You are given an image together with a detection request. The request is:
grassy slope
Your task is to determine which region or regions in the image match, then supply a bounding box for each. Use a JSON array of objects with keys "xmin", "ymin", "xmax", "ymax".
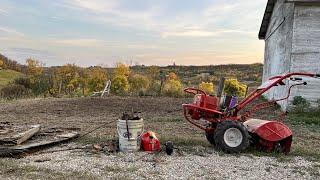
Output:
[{"xmin": 0, "ymin": 69, "xmax": 23, "ymax": 89}]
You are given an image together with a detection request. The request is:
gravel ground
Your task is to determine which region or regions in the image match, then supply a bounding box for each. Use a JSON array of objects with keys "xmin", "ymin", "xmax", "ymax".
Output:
[{"xmin": 5, "ymin": 143, "xmax": 316, "ymax": 180}]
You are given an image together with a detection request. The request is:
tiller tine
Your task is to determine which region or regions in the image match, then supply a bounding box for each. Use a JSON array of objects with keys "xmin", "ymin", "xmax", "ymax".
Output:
[{"xmin": 243, "ymin": 119, "xmax": 292, "ymax": 154}]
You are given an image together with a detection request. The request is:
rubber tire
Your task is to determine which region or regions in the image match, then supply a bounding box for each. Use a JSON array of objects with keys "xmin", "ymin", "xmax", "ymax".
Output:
[
  {"xmin": 205, "ymin": 132, "xmax": 216, "ymax": 146},
  {"xmin": 214, "ymin": 120, "xmax": 249, "ymax": 153}
]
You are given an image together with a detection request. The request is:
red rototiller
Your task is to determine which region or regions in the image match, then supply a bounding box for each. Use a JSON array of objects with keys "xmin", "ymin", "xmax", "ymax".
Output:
[{"xmin": 182, "ymin": 73, "xmax": 320, "ymax": 154}]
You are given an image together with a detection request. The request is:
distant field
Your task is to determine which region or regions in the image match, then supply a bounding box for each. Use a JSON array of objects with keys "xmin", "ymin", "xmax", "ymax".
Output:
[{"xmin": 0, "ymin": 69, "xmax": 23, "ymax": 89}]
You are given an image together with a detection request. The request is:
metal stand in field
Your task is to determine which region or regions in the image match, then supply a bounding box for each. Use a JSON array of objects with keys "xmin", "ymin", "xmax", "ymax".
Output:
[
  {"xmin": 91, "ymin": 80, "xmax": 111, "ymax": 97},
  {"xmin": 101, "ymin": 80, "xmax": 111, "ymax": 97}
]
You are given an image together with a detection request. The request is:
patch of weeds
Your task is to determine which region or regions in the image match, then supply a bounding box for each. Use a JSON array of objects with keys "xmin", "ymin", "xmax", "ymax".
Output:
[
  {"xmin": 314, "ymin": 163, "xmax": 320, "ymax": 168},
  {"xmin": 104, "ymin": 166, "xmax": 122, "ymax": 173},
  {"xmin": 265, "ymin": 167, "xmax": 271, "ymax": 172},
  {"xmin": 127, "ymin": 166, "xmax": 139, "ymax": 172},
  {"xmin": 306, "ymin": 166, "xmax": 320, "ymax": 177},
  {"xmin": 276, "ymin": 155, "xmax": 293, "ymax": 163},
  {"xmin": 0, "ymin": 158, "xmax": 96, "ymax": 179},
  {"xmin": 290, "ymin": 147, "xmax": 320, "ymax": 161},
  {"xmin": 292, "ymin": 96, "xmax": 311, "ymax": 113},
  {"xmin": 268, "ymin": 163, "xmax": 279, "ymax": 167},
  {"xmin": 187, "ymin": 146, "xmax": 208, "ymax": 157},
  {"xmin": 159, "ymin": 135, "xmax": 210, "ymax": 147},
  {"xmin": 110, "ymin": 174, "xmax": 132, "ymax": 180},
  {"xmin": 288, "ymin": 112, "xmax": 320, "ymax": 127},
  {"xmin": 292, "ymin": 168, "xmax": 306, "ymax": 176},
  {"xmin": 74, "ymin": 135, "xmax": 115, "ymax": 145},
  {"xmin": 247, "ymin": 149, "xmax": 293, "ymax": 162},
  {"xmin": 149, "ymin": 117, "xmax": 183, "ymax": 123}
]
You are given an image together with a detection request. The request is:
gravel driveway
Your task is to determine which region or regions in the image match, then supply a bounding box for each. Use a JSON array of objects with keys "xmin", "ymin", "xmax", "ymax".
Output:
[{"xmin": 2, "ymin": 144, "xmax": 316, "ymax": 180}]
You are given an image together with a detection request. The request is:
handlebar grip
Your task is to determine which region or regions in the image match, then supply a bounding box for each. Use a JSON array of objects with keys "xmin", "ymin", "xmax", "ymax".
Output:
[{"xmin": 290, "ymin": 77, "xmax": 303, "ymax": 81}]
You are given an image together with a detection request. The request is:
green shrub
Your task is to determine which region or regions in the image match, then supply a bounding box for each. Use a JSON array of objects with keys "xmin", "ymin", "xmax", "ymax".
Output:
[
  {"xmin": 0, "ymin": 84, "xmax": 32, "ymax": 99},
  {"xmin": 129, "ymin": 74, "xmax": 150, "ymax": 95},
  {"xmin": 146, "ymin": 80, "xmax": 161, "ymax": 96},
  {"xmin": 111, "ymin": 75, "xmax": 129, "ymax": 95},
  {"xmin": 292, "ymin": 96, "xmax": 310, "ymax": 113},
  {"xmin": 316, "ymin": 99, "xmax": 320, "ymax": 112},
  {"xmin": 30, "ymin": 75, "xmax": 52, "ymax": 96},
  {"xmin": 163, "ymin": 79, "xmax": 183, "ymax": 97},
  {"xmin": 14, "ymin": 77, "xmax": 31, "ymax": 89}
]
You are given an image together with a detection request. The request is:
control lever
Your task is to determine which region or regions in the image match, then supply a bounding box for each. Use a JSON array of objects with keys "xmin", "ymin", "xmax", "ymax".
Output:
[{"xmin": 290, "ymin": 77, "xmax": 303, "ymax": 81}]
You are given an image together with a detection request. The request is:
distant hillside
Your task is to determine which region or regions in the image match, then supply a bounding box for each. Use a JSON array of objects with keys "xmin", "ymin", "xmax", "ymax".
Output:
[
  {"xmin": 0, "ymin": 54, "xmax": 27, "ymax": 73},
  {"xmin": 0, "ymin": 69, "xmax": 24, "ymax": 89}
]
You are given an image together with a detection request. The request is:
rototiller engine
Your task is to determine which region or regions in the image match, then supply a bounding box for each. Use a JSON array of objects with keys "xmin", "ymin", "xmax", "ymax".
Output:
[{"xmin": 182, "ymin": 73, "xmax": 320, "ymax": 153}]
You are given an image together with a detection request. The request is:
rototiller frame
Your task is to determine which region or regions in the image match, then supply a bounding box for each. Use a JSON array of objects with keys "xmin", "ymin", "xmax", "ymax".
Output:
[{"xmin": 182, "ymin": 72, "xmax": 320, "ymax": 153}]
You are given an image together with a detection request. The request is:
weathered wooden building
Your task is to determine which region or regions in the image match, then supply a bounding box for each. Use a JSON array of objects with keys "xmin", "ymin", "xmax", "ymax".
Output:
[{"xmin": 259, "ymin": 0, "xmax": 320, "ymax": 110}]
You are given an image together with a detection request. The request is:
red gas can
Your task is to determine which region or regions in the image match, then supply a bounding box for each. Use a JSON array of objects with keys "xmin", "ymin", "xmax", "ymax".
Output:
[{"xmin": 140, "ymin": 131, "xmax": 161, "ymax": 152}]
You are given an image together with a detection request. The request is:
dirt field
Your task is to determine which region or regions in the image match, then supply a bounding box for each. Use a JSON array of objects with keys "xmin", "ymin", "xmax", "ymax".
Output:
[{"xmin": 0, "ymin": 97, "xmax": 319, "ymax": 179}]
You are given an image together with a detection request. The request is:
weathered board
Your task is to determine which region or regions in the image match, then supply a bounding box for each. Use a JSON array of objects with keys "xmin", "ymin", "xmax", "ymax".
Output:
[{"xmin": 0, "ymin": 131, "xmax": 79, "ymax": 157}]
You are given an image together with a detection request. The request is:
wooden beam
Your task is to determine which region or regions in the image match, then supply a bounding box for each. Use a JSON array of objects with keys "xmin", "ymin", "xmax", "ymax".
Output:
[
  {"xmin": 216, "ymin": 77, "xmax": 225, "ymax": 97},
  {"xmin": 14, "ymin": 125, "xmax": 41, "ymax": 145}
]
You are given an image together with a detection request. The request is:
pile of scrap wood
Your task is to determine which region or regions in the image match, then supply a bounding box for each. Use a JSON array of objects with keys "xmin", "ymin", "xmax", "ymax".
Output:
[{"xmin": 0, "ymin": 122, "xmax": 79, "ymax": 157}]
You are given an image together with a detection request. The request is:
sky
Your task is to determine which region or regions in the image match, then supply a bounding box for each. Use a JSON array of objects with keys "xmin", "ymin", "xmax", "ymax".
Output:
[{"xmin": 0, "ymin": 0, "xmax": 267, "ymax": 67}]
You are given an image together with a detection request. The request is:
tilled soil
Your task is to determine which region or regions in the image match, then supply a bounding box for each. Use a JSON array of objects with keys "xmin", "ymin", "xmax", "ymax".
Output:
[
  {"xmin": 0, "ymin": 97, "xmax": 319, "ymax": 179},
  {"xmin": 0, "ymin": 97, "xmax": 190, "ymax": 136}
]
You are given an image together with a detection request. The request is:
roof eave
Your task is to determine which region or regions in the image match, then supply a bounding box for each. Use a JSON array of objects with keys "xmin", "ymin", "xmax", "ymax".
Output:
[{"xmin": 258, "ymin": 0, "xmax": 276, "ymax": 40}]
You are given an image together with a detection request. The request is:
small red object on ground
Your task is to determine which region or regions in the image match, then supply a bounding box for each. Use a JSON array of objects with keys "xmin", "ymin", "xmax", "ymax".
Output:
[{"xmin": 140, "ymin": 131, "xmax": 161, "ymax": 152}]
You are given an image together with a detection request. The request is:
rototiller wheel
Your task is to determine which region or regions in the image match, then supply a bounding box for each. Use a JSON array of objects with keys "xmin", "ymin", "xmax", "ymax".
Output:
[{"xmin": 182, "ymin": 73, "xmax": 320, "ymax": 153}]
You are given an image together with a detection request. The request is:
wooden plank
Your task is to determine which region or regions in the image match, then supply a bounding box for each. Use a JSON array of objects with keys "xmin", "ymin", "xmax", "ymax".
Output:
[
  {"xmin": 14, "ymin": 125, "xmax": 41, "ymax": 145},
  {"xmin": 13, "ymin": 132, "xmax": 79, "ymax": 150},
  {"xmin": 0, "ymin": 125, "xmax": 41, "ymax": 145},
  {"xmin": 0, "ymin": 132, "xmax": 79, "ymax": 157},
  {"xmin": 0, "ymin": 129, "xmax": 11, "ymax": 135},
  {"xmin": 216, "ymin": 77, "xmax": 225, "ymax": 97}
]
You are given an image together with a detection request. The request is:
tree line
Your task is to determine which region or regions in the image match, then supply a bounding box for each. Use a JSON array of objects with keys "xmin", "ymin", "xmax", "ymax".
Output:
[{"xmin": 0, "ymin": 55, "xmax": 253, "ymax": 99}]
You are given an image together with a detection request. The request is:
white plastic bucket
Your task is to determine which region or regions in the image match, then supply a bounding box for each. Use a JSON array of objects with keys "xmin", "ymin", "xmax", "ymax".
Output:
[{"xmin": 117, "ymin": 118, "xmax": 144, "ymax": 152}]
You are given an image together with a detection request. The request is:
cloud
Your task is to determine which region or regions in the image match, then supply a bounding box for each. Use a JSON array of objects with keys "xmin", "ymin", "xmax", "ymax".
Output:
[
  {"xmin": 70, "ymin": 0, "xmax": 118, "ymax": 12},
  {"xmin": 162, "ymin": 30, "xmax": 218, "ymax": 38},
  {"xmin": 2, "ymin": 48, "xmax": 62, "ymax": 66},
  {"xmin": 56, "ymin": 0, "xmax": 265, "ymax": 40},
  {"xmin": 53, "ymin": 38, "xmax": 104, "ymax": 47},
  {"xmin": 0, "ymin": 26, "xmax": 25, "ymax": 37},
  {"xmin": 162, "ymin": 29, "xmax": 256, "ymax": 38},
  {"xmin": 0, "ymin": 8, "xmax": 8, "ymax": 15}
]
